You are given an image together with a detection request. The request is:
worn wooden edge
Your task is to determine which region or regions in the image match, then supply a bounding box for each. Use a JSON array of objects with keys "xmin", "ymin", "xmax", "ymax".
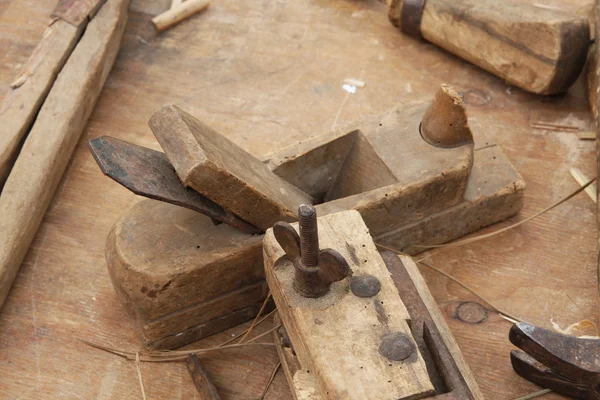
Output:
[{"xmin": 395, "ymin": 254, "xmax": 484, "ymax": 399}]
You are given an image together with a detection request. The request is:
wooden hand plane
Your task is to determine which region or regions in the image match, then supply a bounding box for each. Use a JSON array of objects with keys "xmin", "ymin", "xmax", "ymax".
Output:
[
  {"xmin": 89, "ymin": 84, "xmax": 525, "ymax": 349},
  {"xmin": 384, "ymin": 0, "xmax": 590, "ymax": 95},
  {"xmin": 264, "ymin": 207, "xmax": 483, "ymax": 399}
]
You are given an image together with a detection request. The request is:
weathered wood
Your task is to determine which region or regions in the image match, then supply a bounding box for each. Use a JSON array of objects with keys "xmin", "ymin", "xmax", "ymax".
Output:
[
  {"xmin": 104, "ymin": 92, "xmax": 523, "ymax": 348},
  {"xmin": 273, "ymin": 314, "xmax": 319, "ymax": 400},
  {"xmin": 88, "ymin": 136, "xmax": 261, "ymax": 234},
  {"xmin": 105, "ymin": 140, "xmax": 522, "ymax": 348},
  {"xmin": 264, "ymin": 210, "xmax": 435, "ymax": 399},
  {"xmin": 0, "ymin": 20, "xmax": 83, "ymax": 187},
  {"xmin": 106, "ymin": 198, "xmax": 267, "ymax": 348},
  {"xmin": 389, "ymin": 0, "xmax": 590, "ymax": 95},
  {"xmin": 149, "ymin": 104, "xmax": 315, "ymax": 231},
  {"xmin": 272, "ymin": 252, "xmax": 484, "ymax": 399},
  {"xmin": 152, "ymin": 0, "xmax": 210, "ymax": 32},
  {"xmin": 186, "ymin": 354, "xmax": 222, "ymax": 400},
  {"xmin": 0, "ymin": 0, "xmax": 129, "ymax": 310},
  {"xmin": 2, "ymin": 0, "xmax": 595, "ymax": 398}
]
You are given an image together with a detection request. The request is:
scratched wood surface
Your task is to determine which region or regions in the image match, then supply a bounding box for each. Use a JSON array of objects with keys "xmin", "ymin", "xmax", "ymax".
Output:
[{"xmin": 0, "ymin": 0, "xmax": 596, "ymax": 398}]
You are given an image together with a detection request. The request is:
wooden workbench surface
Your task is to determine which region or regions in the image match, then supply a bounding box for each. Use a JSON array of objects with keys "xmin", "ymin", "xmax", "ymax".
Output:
[{"xmin": 0, "ymin": 0, "xmax": 596, "ymax": 398}]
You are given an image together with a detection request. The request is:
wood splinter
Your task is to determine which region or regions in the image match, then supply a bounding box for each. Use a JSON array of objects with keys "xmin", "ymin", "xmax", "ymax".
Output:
[{"xmin": 152, "ymin": 0, "xmax": 210, "ymax": 32}]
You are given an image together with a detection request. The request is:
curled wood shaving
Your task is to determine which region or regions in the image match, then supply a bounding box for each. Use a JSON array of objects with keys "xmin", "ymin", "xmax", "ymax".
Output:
[{"xmin": 551, "ymin": 319, "xmax": 600, "ymax": 338}]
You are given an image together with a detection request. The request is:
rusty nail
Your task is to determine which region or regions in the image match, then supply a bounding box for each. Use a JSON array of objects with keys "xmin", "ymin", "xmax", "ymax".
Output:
[
  {"xmin": 350, "ymin": 274, "xmax": 381, "ymax": 298},
  {"xmin": 379, "ymin": 332, "xmax": 415, "ymax": 361}
]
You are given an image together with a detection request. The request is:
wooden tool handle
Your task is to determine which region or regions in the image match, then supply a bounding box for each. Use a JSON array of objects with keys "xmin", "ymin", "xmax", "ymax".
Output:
[{"xmin": 389, "ymin": 0, "xmax": 590, "ymax": 95}]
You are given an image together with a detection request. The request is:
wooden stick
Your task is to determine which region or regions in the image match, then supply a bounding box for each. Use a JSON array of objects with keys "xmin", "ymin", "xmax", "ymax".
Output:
[
  {"xmin": 577, "ymin": 131, "xmax": 596, "ymax": 140},
  {"xmin": 569, "ymin": 168, "xmax": 597, "ymax": 203},
  {"xmin": 0, "ymin": 0, "xmax": 129, "ymax": 310},
  {"xmin": 0, "ymin": 20, "xmax": 83, "ymax": 188},
  {"xmin": 152, "ymin": 0, "xmax": 210, "ymax": 32},
  {"xmin": 186, "ymin": 354, "xmax": 221, "ymax": 399}
]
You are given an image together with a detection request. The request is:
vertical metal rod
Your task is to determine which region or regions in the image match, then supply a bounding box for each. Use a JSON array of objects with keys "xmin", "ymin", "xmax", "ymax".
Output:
[{"xmin": 298, "ymin": 204, "xmax": 319, "ymax": 267}]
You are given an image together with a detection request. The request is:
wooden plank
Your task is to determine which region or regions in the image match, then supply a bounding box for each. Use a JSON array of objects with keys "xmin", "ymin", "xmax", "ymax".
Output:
[
  {"xmin": 390, "ymin": 0, "xmax": 590, "ymax": 94},
  {"xmin": 273, "ymin": 254, "xmax": 484, "ymax": 399},
  {"xmin": 0, "ymin": 0, "xmax": 129, "ymax": 309},
  {"xmin": 149, "ymin": 104, "xmax": 315, "ymax": 231},
  {"xmin": 0, "ymin": 19, "xmax": 83, "ymax": 186},
  {"xmin": 263, "ymin": 210, "xmax": 435, "ymax": 399}
]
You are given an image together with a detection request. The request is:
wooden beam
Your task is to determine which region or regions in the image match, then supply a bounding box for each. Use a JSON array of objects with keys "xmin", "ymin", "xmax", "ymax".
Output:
[{"xmin": 0, "ymin": 0, "xmax": 129, "ymax": 310}]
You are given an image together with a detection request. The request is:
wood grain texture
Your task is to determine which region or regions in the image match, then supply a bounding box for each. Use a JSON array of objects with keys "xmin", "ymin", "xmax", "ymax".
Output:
[
  {"xmin": 390, "ymin": 0, "xmax": 590, "ymax": 95},
  {"xmin": 0, "ymin": 0, "xmax": 129, "ymax": 310},
  {"xmin": 0, "ymin": 19, "xmax": 83, "ymax": 186},
  {"xmin": 264, "ymin": 210, "xmax": 435, "ymax": 400},
  {"xmin": 0, "ymin": 0, "xmax": 595, "ymax": 398},
  {"xmin": 149, "ymin": 104, "xmax": 315, "ymax": 231},
  {"xmin": 273, "ymin": 253, "xmax": 485, "ymax": 400}
]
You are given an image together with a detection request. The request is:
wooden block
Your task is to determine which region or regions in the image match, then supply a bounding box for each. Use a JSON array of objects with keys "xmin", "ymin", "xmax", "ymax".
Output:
[
  {"xmin": 389, "ymin": 0, "xmax": 590, "ymax": 95},
  {"xmin": 149, "ymin": 104, "xmax": 315, "ymax": 231},
  {"xmin": 106, "ymin": 198, "xmax": 267, "ymax": 349},
  {"xmin": 263, "ymin": 210, "xmax": 435, "ymax": 399},
  {"xmin": 272, "ymin": 252, "xmax": 484, "ymax": 399}
]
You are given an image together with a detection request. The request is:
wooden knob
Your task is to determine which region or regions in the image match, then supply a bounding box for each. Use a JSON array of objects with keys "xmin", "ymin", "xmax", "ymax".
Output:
[{"xmin": 421, "ymin": 84, "xmax": 473, "ymax": 148}]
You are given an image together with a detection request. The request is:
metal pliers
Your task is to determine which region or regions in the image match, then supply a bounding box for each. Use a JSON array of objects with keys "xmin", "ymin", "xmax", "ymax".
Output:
[{"xmin": 509, "ymin": 321, "xmax": 600, "ymax": 399}]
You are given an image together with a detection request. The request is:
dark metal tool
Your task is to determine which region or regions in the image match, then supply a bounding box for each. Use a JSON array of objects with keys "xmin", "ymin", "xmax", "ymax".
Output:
[
  {"xmin": 509, "ymin": 321, "xmax": 600, "ymax": 399},
  {"xmin": 273, "ymin": 204, "xmax": 350, "ymax": 298},
  {"xmin": 88, "ymin": 136, "xmax": 261, "ymax": 234}
]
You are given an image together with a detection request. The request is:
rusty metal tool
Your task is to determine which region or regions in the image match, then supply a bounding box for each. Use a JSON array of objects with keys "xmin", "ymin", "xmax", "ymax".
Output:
[{"xmin": 509, "ymin": 322, "xmax": 600, "ymax": 399}]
